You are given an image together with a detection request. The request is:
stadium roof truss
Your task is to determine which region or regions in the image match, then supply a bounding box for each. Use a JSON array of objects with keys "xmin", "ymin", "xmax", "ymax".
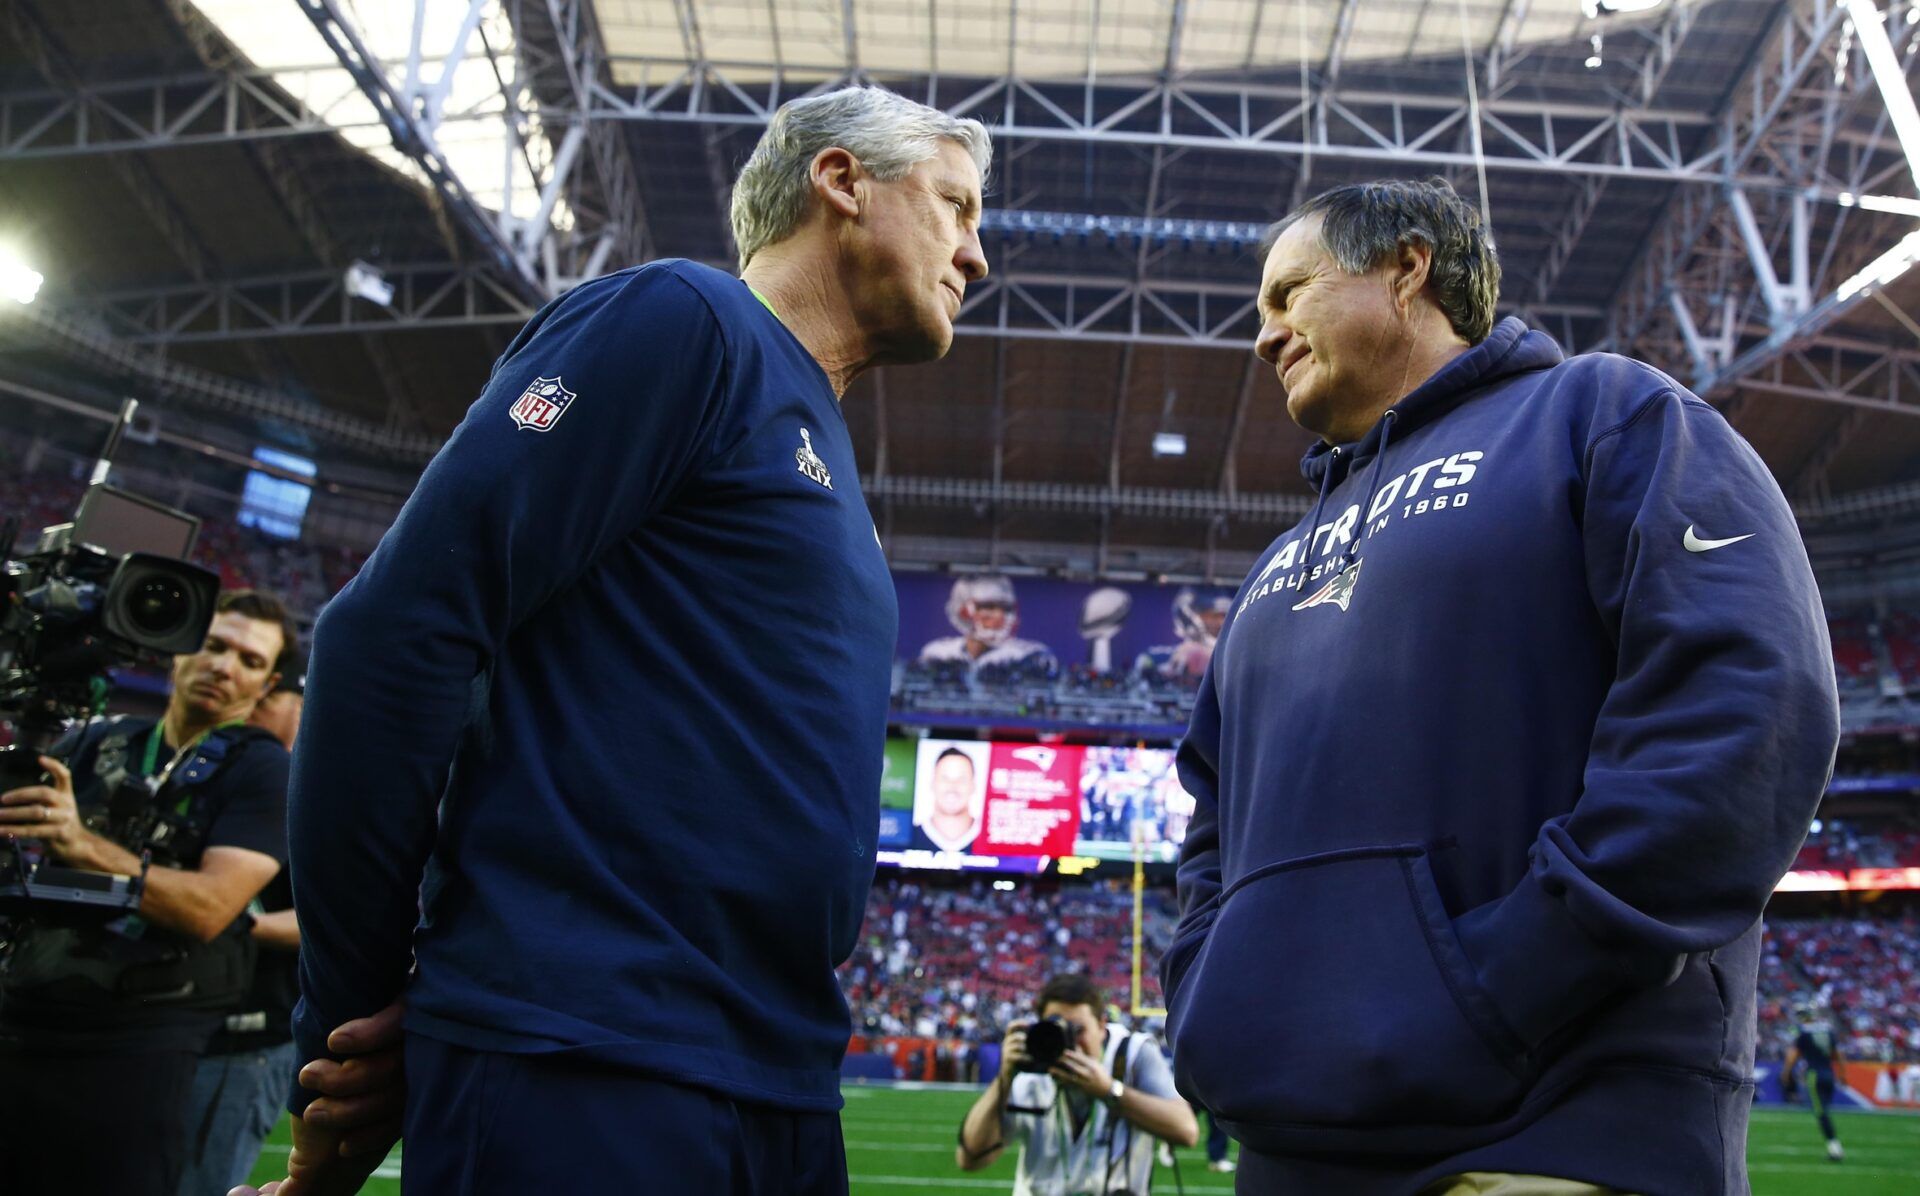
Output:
[{"xmin": 10, "ymin": 0, "xmax": 1920, "ymax": 573}]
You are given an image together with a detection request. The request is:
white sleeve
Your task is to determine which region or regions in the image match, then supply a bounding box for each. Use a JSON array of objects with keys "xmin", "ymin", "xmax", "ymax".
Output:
[
  {"xmin": 1002, "ymin": 1072, "xmax": 1052, "ymax": 1143},
  {"xmin": 1127, "ymin": 1040, "xmax": 1180, "ymax": 1101}
]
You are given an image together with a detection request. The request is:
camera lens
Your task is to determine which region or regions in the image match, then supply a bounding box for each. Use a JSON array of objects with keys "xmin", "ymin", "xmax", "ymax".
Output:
[{"xmin": 126, "ymin": 577, "xmax": 190, "ymax": 636}]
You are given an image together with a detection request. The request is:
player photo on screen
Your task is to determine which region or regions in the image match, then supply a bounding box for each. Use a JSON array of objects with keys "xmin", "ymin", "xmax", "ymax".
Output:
[
  {"xmin": 911, "ymin": 739, "xmax": 991, "ymax": 854},
  {"xmin": 918, "ymin": 575, "xmax": 1057, "ymax": 676},
  {"xmin": 1078, "ymin": 746, "xmax": 1196, "ymax": 849}
]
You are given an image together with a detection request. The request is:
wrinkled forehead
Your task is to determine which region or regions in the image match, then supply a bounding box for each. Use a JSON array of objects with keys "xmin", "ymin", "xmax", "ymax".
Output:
[
  {"xmin": 1261, "ymin": 214, "xmax": 1329, "ymax": 286},
  {"xmin": 914, "ymin": 139, "xmax": 985, "ymax": 196}
]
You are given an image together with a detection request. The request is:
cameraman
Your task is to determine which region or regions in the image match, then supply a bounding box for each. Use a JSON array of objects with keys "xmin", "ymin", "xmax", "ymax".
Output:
[
  {"xmin": 0, "ymin": 590, "xmax": 297, "ymax": 1196},
  {"xmin": 177, "ymin": 657, "xmax": 306, "ymax": 1196},
  {"xmin": 958, "ymin": 975, "xmax": 1196, "ymax": 1194}
]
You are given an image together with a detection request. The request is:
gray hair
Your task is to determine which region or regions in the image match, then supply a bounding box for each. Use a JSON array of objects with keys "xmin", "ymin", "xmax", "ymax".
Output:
[
  {"xmin": 1262, "ymin": 177, "xmax": 1501, "ymax": 344},
  {"xmin": 729, "ymin": 87, "xmax": 993, "ymax": 269}
]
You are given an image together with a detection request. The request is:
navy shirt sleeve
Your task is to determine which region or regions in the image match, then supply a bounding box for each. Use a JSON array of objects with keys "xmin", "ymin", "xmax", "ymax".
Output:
[
  {"xmin": 287, "ymin": 266, "xmax": 731, "ymax": 1111},
  {"xmin": 1453, "ymin": 390, "xmax": 1840, "ymax": 1049}
]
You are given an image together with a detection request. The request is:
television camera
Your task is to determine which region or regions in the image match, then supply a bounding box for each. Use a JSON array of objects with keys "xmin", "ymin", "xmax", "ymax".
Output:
[{"xmin": 0, "ymin": 479, "xmax": 219, "ymax": 924}]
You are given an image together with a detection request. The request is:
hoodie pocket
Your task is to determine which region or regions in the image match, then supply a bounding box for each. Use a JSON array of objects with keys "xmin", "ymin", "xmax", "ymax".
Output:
[{"xmin": 1166, "ymin": 844, "xmax": 1528, "ymax": 1133}]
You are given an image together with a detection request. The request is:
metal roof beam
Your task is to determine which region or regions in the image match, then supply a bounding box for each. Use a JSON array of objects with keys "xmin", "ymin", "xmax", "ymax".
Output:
[
  {"xmin": 510, "ymin": 0, "xmax": 654, "ymax": 276},
  {"xmin": 0, "ymin": 304, "xmax": 444, "ymax": 460},
  {"xmin": 862, "ymin": 474, "xmax": 1312, "ymax": 522},
  {"xmin": 161, "ymin": 0, "xmax": 436, "ymax": 436},
  {"xmin": 1526, "ymin": 0, "xmax": 1698, "ymax": 308},
  {"xmin": 1795, "ymin": 407, "xmax": 1871, "ymax": 501},
  {"xmin": 294, "ymin": 0, "xmax": 547, "ymax": 303},
  {"xmin": 61, "ymin": 262, "xmax": 1602, "ymax": 349},
  {"xmin": 1602, "ymin": 1, "xmax": 1876, "ymax": 357},
  {"xmin": 1610, "ymin": 0, "xmax": 1920, "ymax": 416},
  {"xmin": 571, "ymin": 61, "xmax": 1884, "ymax": 192}
]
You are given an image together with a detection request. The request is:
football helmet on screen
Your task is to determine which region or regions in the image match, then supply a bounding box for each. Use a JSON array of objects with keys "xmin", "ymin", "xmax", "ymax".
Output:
[
  {"xmin": 1173, "ymin": 589, "xmax": 1232, "ymax": 646},
  {"xmin": 946, "ymin": 574, "xmax": 1020, "ymax": 646}
]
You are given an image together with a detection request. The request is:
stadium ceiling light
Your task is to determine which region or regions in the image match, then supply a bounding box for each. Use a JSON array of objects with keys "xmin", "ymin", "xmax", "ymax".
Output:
[
  {"xmin": 344, "ymin": 260, "xmax": 395, "ymax": 307},
  {"xmin": 1584, "ymin": 0, "xmax": 1666, "ymax": 15},
  {"xmin": 1837, "ymin": 191, "xmax": 1920, "ymax": 217},
  {"xmin": 0, "ymin": 247, "xmax": 43, "ymax": 305},
  {"xmin": 1152, "ymin": 432, "xmax": 1188, "ymax": 457},
  {"xmin": 1837, "ymin": 228, "xmax": 1920, "ymax": 300},
  {"xmin": 1843, "ymin": 0, "xmax": 1920, "ymax": 194}
]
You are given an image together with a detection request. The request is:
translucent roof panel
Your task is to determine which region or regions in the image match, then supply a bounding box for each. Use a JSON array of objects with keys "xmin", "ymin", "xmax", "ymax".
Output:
[
  {"xmin": 601, "ymin": 0, "xmax": 1708, "ymax": 85},
  {"xmin": 188, "ymin": 0, "xmax": 570, "ymax": 232}
]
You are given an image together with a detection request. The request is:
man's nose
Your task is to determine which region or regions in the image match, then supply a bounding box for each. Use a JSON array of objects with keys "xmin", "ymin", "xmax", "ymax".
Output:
[
  {"xmin": 957, "ymin": 229, "xmax": 988, "ymax": 283},
  {"xmin": 1255, "ymin": 320, "xmax": 1289, "ymax": 366}
]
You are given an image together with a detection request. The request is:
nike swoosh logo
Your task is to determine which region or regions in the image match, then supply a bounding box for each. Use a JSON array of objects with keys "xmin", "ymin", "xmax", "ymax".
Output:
[{"xmin": 1683, "ymin": 525, "xmax": 1756, "ymax": 553}]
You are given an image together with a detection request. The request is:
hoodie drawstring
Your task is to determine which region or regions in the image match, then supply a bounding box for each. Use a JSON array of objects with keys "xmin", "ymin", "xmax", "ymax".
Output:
[
  {"xmin": 1297, "ymin": 446, "xmax": 1341, "ymax": 586},
  {"xmin": 1337, "ymin": 409, "xmax": 1398, "ymax": 573}
]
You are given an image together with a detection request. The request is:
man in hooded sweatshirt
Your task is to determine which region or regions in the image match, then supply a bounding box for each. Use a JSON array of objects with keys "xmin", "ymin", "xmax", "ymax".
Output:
[{"xmin": 1162, "ymin": 177, "xmax": 1839, "ymax": 1195}]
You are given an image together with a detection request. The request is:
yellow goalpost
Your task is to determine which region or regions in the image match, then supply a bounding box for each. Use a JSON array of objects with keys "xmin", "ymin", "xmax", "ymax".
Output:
[{"xmin": 1130, "ymin": 821, "xmax": 1167, "ymax": 1018}]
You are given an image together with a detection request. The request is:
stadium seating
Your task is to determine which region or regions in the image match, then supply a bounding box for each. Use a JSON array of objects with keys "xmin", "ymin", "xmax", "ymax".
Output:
[
  {"xmin": 837, "ymin": 878, "xmax": 1177, "ymax": 1052},
  {"xmin": 1759, "ymin": 914, "xmax": 1920, "ymax": 1065},
  {"xmin": 1791, "ymin": 819, "xmax": 1920, "ymax": 871}
]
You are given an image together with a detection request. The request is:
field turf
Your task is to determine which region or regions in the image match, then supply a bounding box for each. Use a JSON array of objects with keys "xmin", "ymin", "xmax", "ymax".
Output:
[{"xmin": 246, "ymin": 1085, "xmax": 1920, "ymax": 1194}]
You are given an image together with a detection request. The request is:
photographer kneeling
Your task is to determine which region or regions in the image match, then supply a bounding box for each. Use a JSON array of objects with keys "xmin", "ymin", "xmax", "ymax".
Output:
[
  {"xmin": 958, "ymin": 975, "xmax": 1196, "ymax": 1194},
  {"xmin": 0, "ymin": 590, "xmax": 296, "ymax": 1196}
]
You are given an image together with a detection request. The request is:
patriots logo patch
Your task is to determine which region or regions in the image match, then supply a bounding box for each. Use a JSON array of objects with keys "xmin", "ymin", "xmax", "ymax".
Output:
[
  {"xmin": 509, "ymin": 377, "xmax": 576, "ymax": 432},
  {"xmin": 1291, "ymin": 557, "xmax": 1363, "ymax": 612}
]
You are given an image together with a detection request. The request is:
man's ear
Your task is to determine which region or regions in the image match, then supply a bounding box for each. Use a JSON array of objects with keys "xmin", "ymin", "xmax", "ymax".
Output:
[
  {"xmin": 1393, "ymin": 239, "xmax": 1433, "ymax": 313},
  {"xmin": 810, "ymin": 146, "xmax": 864, "ymax": 221}
]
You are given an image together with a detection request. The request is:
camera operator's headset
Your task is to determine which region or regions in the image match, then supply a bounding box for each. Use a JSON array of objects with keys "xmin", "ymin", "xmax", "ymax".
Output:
[{"xmin": 984, "ymin": 1024, "xmax": 1173, "ymax": 1196}]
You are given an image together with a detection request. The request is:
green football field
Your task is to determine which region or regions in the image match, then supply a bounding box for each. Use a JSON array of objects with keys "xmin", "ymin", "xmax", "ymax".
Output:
[{"xmin": 246, "ymin": 1085, "xmax": 1920, "ymax": 1194}]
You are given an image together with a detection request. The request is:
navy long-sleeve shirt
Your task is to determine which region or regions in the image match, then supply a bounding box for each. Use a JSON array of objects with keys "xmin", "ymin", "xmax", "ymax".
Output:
[
  {"xmin": 1163, "ymin": 319, "xmax": 1839, "ymax": 1194},
  {"xmin": 289, "ymin": 261, "xmax": 897, "ymax": 1112}
]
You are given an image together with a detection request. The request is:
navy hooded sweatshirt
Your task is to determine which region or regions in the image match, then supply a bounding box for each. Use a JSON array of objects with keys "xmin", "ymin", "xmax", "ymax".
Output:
[
  {"xmin": 1163, "ymin": 318, "xmax": 1839, "ymax": 1195},
  {"xmin": 287, "ymin": 261, "xmax": 896, "ymax": 1112}
]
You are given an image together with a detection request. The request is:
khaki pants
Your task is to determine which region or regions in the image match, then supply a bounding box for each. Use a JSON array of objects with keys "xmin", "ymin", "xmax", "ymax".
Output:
[{"xmin": 1419, "ymin": 1174, "xmax": 1634, "ymax": 1196}]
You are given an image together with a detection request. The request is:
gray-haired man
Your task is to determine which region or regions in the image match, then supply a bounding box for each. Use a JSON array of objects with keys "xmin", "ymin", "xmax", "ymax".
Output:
[
  {"xmin": 1164, "ymin": 178, "xmax": 1835, "ymax": 1194},
  {"xmin": 237, "ymin": 86, "xmax": 989, "ymax": 1196}
]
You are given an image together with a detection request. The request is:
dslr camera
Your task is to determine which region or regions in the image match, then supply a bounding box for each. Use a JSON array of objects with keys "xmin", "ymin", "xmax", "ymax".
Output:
[
  {"xmin": 1018, "ymin": 1013, "xmax": 1077, "ymax": 1074},
  {"xmin": 0, "ymin": 483, "xmax": 219, "ymax": 922}
]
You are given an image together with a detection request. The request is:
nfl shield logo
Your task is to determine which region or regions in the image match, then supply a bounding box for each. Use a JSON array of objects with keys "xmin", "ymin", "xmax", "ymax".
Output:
[{"xmin": 509, "ymin": 377, "xmax": 576, "ymax": 432}]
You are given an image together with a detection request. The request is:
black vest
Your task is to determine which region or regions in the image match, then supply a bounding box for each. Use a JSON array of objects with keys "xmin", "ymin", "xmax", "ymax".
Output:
[{"xmin": 1, "ymin": 722, "xmax": 273, "ymax": 1012}]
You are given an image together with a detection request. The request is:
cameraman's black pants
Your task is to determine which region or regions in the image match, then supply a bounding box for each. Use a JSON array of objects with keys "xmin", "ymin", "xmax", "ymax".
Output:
[
  {"xmin": 0, "ymin": 1045, "xmax": 197, "ymax": 1196},
  {"xmin": 401, "ymin": 1034, "xmax": 850, "ymax": 1195}
]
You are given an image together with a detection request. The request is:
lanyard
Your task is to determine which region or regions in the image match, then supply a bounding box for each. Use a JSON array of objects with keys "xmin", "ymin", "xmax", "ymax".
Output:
[
  {"xmin": 1046, "ymin": 1086, "xmax": 1119, "ymax": 1196},
  {"xmin": 142, "ymin": 720, "xmax": 247, "ymax": 809}
]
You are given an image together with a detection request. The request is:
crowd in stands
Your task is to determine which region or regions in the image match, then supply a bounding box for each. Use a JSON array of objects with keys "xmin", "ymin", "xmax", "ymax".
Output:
[
  {"xmin": 837, "ymin": 878, "xmax": 1177, "ymax": 1047},
  {"xmin": 1792, "ymin": 818, "xmax": 1920, "ymax": 871},
  {"xmin": 839, "ymin": 879, "xmax": 1920, "ymax": 1072},
  {"xmin": 895, "ymin": 656, "xmax": 1202, "ymax": 729},
  {"xmin": 1759, "ymin": 913, "xmax": 1920, "ymax": 1064},
  {"xmin": 1830, "ymin": 614, "xmax": 1878, "ymax": 690}
]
